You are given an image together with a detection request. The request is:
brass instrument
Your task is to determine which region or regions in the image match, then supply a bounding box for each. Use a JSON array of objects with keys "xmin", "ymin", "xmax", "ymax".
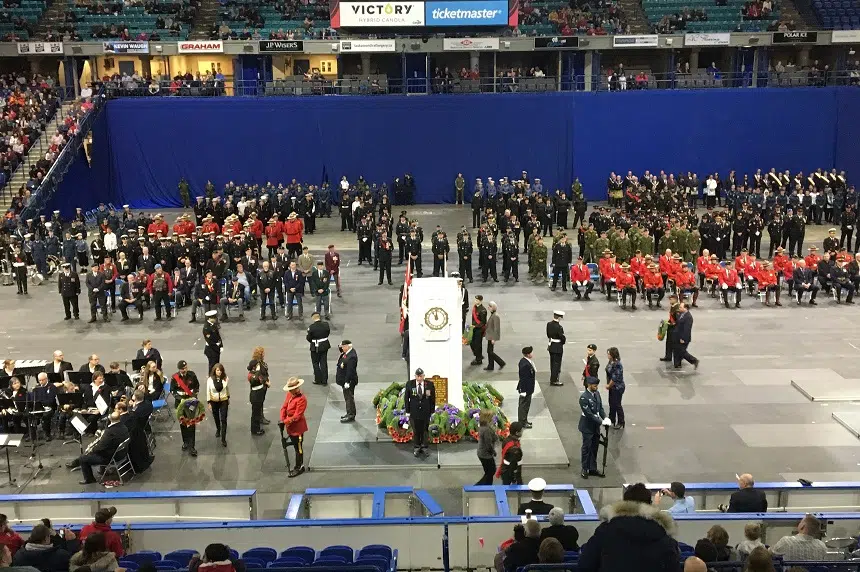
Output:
[{"xmin": 84, "ymin": 428, "xmax": 104, "ymax": 454}]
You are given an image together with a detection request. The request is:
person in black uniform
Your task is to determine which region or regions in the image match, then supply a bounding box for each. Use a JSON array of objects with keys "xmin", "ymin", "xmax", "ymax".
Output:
[
  {"xmin": 66, "ymin": 411, "xmax": 129, "ymax": 485},
  {"xmin": 406, "ymin": 229, "xmax": 423, "ymax": 277},
  {"xmin": 550, "ymin": 235, "xmax": 573, "ymax": 292},
  {"xmin": 517, "ymin": 477, "xmax": 554, "ymax": 515},
  {"xmin": 85, "ymin": 263, "xmax": 109, "ymax": 323},
  {"xmin": 432, "ymin": 231, "xmax": 449, "ymax": 277},
  {"xmin": 546, "ymin": 310, "xmax": 566, "ymax": 386},
  {"xmin": 579, "ymin": 376, "xmax": 611, "ymax": 479},
  {"xmin": 458, "ymin": 230, "xmax": 474, "ymax": 282},
  {"xmin": 335, "ymin": 340, "xmax": 358, "ymax": 423},
  {"xmin": 395, "ymin": 214, "xmax": 409, "ymax": 265},
  {"xmin": 357, "ymin": 216, "xmax": 373, "ymax": 265},
  {"xmin": 378, "ymin": 231, "xmax": 393, "ymax": 285},
  {"xmin": 257, "ymin": 261, "xmax": 278, "ymax": 321},
  {"xmin": 32, "ymin": 373, "xmax": 57, "ymax": 441},
  {"xmin": 582, "ymin": 343, "xmax": 599, "ymax": 387},
  {"xmin": 481, "ymin": 235, "xmax": 498, "ymax": 282},
  {"xmin": 57, "ymin": 262, "xmax": 81, "ymax": 320},
  {"xmin": 469, "ymin": 296, "xmax": 487, "ymax": 365},
  {"xmin": 307, "ymin": 312, "xmax": 331, "ymax": 385},
  {"xmin": 405, "ymin": 368, "xmax": 435, "ymax": 458},
  {"xmin": 247, "ymin": 347, "xmax": 270, "ymax": 436},
  {"xmin": 516, "ymin": 347, "xmax": 535, "ymax": 428},
  {"xmin": 171, "ymin": 360, "xmax": 201, "ymax": 456},
  {"xmin": 203, "ymin": 310, "xmax": 222, "ymax": 372},
  {"xmin": 119, "ymin": 272, "xmax": 144, "ymax": 321}
]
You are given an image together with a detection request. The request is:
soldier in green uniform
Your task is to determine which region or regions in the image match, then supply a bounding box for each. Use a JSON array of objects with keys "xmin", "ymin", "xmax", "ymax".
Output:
[
  {"xmin": 637, "ymin": 229, "xmax": 655, "ymax": 258},
  {"xmin": 686, "ymin": 230, "xmax": 702, "ymax": 262},
  {"xmin": 454, "ymin": 173, "xmax": 466, "ymax": 205},
  {"xmin": 584, "ymin": 226, "xmax": 598, "ymax": 263},
  {"xmin": 178, "ymin": 177, "xmax": 191, "ymax": 208},
  {"xmin": 205, "ymin": 180, "xmax": 216, "ymax": 200},
  {"xmin": 530, "ymin": 236, "xmax": 548, "ymax": 283},
  {"xmin": 675, "ymin": 225, "xmax": 692, "ymax": 262},
  {"xmin": 593, "ymin": 232, "xmax": 610, "ymax": 262},
  {"xmin": 613, "ymin": 229, "xmax": 632, "ymax": 264},
  {"xmin": 658, "ymin": 229, "xmax": 675, "ymax": 255}
]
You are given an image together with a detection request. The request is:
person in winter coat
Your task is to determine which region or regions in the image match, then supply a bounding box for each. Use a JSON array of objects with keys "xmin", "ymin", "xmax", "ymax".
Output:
[
  {"xmin": 69, "ymin": 533, "xmax": 119, "ymax": 572},
  {"xmin": 578, "ymin": 483, "xmax": 679, "ymax": 572},
  {"xmin": 12, "ymin": 524, "xmax": 79, "ymax": 572},
  {"xmin": 79, "ymin": 507, "xmax": 124, "ymax": 558}
]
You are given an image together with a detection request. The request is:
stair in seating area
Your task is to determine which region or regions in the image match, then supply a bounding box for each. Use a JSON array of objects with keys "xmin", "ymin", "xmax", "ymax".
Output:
[
  {"xmin": 620, "ymin": 0, "xmax": 654, "ymax": 32},
  {"xmin": 0, "ymin": 100, "xmax": 76, "ymax": 215},
  {"xmin": 189, "ymin": 0, "xmax": 219, "ymax": 39},
  {"xmin": 34, "ymin": 0, "xmax": 68, "ymax": 39}
]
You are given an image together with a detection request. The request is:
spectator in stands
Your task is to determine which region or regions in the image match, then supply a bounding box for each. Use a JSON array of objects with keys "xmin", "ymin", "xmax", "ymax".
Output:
[
  {"xmin": 720, "ymin": 473, "xmax": 767, "ymax": 513},
  {"xmin": 537, "ymin": 538, "xmax": 565, "ymax": 564},
  {"xmin": 11, "ymin": 524, "xmax": 78, "ymax": 572},
  {"xmin": 694, "ymin": 538, "xmax": 718, "ymax": 565},
  {"xmin": 503, "ymin": 519, "xmax": 541, "ymax": 572},
  {"xmin": 0, "ymin": 515, "xmax": 23, "ymax": 557},
  {"xmin": 744, "ymin": 547, "xmax": 775, "ymax": 572},
  {"xmin": 79, "ymin": 508, "xmax": 123, "ymax": 559},
  {"xmin": 69, "ymin": 533, "xmax": 118, "ymax": 572},
  {"xmin": 736, "ymin": 523, "xmax": 765, "ymax": 559},
  {"xmin": 189, "ymin": 543, "xmax": 246, "ymax": 572},
  {"xmin": 705, "ymin": 525, "xmax": 737, "ymax": 561},
  {"xmin": 653, "ymin": 481, "xmax": 695, "ymax": 513},
  {"xmin": 578, "ymin": 483, "xmax": 679, "ymax": 572},
  {"xmin": 684, "ymin": 557, "xmax": 707, "ymax": 572},
  {"xmin": 770, "ymin": 514, "xmax": 828, "ymax": 561},
  {"xmin": 540, "ymin": 507, "xmax": 580, "ymax": 551}
]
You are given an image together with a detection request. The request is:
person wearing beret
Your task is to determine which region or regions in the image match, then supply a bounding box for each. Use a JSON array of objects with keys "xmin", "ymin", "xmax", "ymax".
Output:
[{"xmin": 335, "ymin": 340, "xmax": 358, "ymax": 423}]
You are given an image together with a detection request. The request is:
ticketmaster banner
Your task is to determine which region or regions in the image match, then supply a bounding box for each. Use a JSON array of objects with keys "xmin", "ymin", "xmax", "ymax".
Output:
[{"xmin": 425, "ymin": 1, "xmax": 507, "ymax": 26}]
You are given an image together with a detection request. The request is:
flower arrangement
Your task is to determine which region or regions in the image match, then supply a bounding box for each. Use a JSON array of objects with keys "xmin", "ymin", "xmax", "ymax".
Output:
[{"xmin": 375, "ymin": 382, "xmax": 509, "ymax": 444}]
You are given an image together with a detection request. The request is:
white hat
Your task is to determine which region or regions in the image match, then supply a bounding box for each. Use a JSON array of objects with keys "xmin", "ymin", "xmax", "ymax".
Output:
[
  {"xmin": 528, "ymin": 477, "xmax": 546, "ymax": 493},
  {"xmin": 553, "ymin": 310, "xmax": 565, "ymax": 317},
  {"xmin": 123, "ymin": 205, "xmax": 129, "ymax": 208},
  {"xmin": 283, "ymin": 377, "xmax": 304, "ymax": 391},
  {"xmin": 204, "ymin": 310, "xmax": 218, "ymax": 318}
]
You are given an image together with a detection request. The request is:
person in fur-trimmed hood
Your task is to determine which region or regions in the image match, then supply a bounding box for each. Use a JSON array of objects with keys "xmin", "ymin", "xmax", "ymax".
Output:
[{"xmin": 578, "ymin": 483, "xmax": 680, "ymax": 572}]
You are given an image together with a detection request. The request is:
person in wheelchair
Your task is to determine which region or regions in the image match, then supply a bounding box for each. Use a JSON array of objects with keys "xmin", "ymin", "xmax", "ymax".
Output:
[{"xmin": 219, "ymin": 275, "xmax": 246, "ymax": 321}]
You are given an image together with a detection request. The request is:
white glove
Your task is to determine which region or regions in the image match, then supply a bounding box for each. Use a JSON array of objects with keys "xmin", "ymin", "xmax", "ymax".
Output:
[
  {"xmin": 344, "ymin": 383, "xmax": 351, "ymax": 389},
  {"xmin": 601, "ymin": 418, "xmax": 612, "ymax": 427},
  {"xmin": 519, "ymin": 392, "xmax": 527, "ymax": 397},
  {"xmin": 736, "ymin": 282, "xmax": 742, "ymax": 288},
  {"xmin": 722, "ymin": 284, "xmax": 728, "ymax": 290}
]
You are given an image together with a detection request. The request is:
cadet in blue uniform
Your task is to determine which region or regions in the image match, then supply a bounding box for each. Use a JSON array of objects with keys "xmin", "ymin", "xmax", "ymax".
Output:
[{"xmin": 579, "ymin": 376, "xmax": 611, "ymax": 479}]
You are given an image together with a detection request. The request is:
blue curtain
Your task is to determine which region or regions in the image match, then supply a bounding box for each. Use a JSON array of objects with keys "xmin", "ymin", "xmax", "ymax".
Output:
[{"xmin": 77, "ymin": 87, "xmax": 855, "ymax": 208}]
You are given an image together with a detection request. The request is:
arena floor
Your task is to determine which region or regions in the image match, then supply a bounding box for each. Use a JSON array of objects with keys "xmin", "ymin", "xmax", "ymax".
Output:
[{"xmin": 3, "ymin": 204, "xmax": 860, "ymax": 517}]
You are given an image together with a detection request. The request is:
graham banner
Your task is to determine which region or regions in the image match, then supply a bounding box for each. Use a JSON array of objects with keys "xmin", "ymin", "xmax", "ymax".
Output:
[{"xmin": 177, "ymin": 40, "xmax": 224, "ymax": 53}]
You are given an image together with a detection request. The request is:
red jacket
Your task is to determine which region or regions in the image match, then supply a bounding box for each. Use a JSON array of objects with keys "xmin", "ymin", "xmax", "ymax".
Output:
[
  {"xmin": 284, "ymin": 219, "xmax": 304, "ymax": 244},
  {"xmin": 147, "ymin": 221, "xmax": 168, "ymax": 237},
  {"xmin": 249, "ymin": 219, "xmax": 264, "ymax": 240},
  {"xmin": 265, "ymin": 222, "xmax": 283, "ymax": 247},
  {"xmin": 0, "ymin": 529, "xmax": 24, "ymax": 556},
  {"xmin": 719, "ymin": 268, "xmax": 741, "ymax": 288},
  {"xmin": 643, "ymin": 269, "xmax": 663, "ymax": 289},
  {"xmin": 696, "ymin": 255, "xmax": 710, "ymax": 275},
  {"xmin": 280, "ymin": 392, "xmax": 308, "ymax": 436},
  {"xmin": 603, "ymin": 262, "xmax": 619, "ymax": 281},
  {"xmin": 772, "ymin": 253, "xmax": 789, "ymax": 274},
  {"xmin": 202, "ymin": 221, "xmax": 220, "ymax": 236},
  {"xmin": 226, "ymin": 220, "xmax": 242, "ymax": 236},
  {"xmin": 804, "ymin": 253, "xmax": 821, "ymax": 271},
  {"xmin": 667, "ymin": 259, "xmax": 682, "ymax": 280},
  {"xmin": 735, "ymin": 255, "xmax": 750, "ymax": 274},
  {"xmin": 629, "ymin": 256, "xmax": 646, "ymax": 276},
  {"xmin": 325, "ymin": 251, "xmax": 341, "ymax": 273},
  {"xmin": 570, "ymin": 264, "xmax": 590, "ymax": 282},
  {"xmin": 758, "ymin": 269, "xmax": 777, "ymax": 288},
  {"xmin": 146, "ymin": 272, "xmax": 174, "ymax": 295},
  {"xmin": 746, "ymin": 261, "xmax": 762, "ymax": 281},
  {"xmin": 659, "ymin": 254, "xmax": 672, "ymax": 275},
  {"xmin": 616, "ymin": 270, "xmax": 635, "ymax": 289},
  {"xmin": 705, "ymin": 261, "xmax": 721, "ymax": 281},
  {"xmin": 675, "ymin": 268, "xmax": 695, "ymax": 289},
  {"xmin": 80, "ymin": 522, "xmax": 124, "ymax": 557}
]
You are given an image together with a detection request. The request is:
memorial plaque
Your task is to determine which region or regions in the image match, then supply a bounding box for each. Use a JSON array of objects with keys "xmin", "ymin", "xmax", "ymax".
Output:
[{"xmin": 431, "ymin": 375, "xmax": 449, "ymax": 406}]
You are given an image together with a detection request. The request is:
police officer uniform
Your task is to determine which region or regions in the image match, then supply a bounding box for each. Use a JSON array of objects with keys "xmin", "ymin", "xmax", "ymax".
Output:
[
  {"xmin": 405, "ymin": 368, "xmax": 436, "ymax": 457},
  {"xmin": 306, "ymin": 313, "xmax": 331, "ymax": 385},
  {"xmin": 546, "ymin": 311, "xmax": 566, "ymax": 386},
  {"xmin": 57, "ymin": 263, "xmax": 81, "ymax": 320},
  {"xmin": 579, "ymin": 376, "xmax": 609, "ymax": 479},
  {"xmin": 203, "ymin": 311, "xmax": 223, "ymax": 372}
]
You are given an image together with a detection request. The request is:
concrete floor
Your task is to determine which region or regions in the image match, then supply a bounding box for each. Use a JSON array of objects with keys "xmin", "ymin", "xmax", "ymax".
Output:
[{"xmin": 3, "ymin": 204, "xmax": 860, "ymax": 517}]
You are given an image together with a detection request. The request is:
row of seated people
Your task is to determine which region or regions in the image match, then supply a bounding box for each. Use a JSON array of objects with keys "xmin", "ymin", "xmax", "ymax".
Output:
[
  {"xmin": 518, "ymin": 0, "xmax": 629, "ymax": 35},
  {"xmin": 43, "ymin": 0, "xmax": 197, "ymax": 41},
  {"xmin": 571, "ymin": 244, "xmax": 858, "ymax": 309},
  {"xmin": 0, "ymin": 0, "xmax": 43, "ymax": 40}
]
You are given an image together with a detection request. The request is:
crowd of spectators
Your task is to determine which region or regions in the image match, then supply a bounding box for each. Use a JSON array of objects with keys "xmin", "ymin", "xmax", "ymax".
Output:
[
  {"xmin": 519, "ymin": 0, "xmax": 629, "ymax": 35},
  {"xmin": 44, "ymin": 0, "xmax": 196, "ymax": 42},
  {"xmin": 208, "ymin": 0, "xmax": 329, "ymax": 40},
  {"xmin": 653, "ymin": 8, "xmax": 708, "ymax": 33},
  {"xmin": 741, "ymin": 0, "xmax": 774, "ymax": 18}
]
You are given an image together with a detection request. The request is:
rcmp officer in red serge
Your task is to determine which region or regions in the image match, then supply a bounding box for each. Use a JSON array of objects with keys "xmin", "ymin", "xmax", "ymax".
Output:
[{"xmin": 405, "ymin": 368, "xmax": 435, "ymax": 458}]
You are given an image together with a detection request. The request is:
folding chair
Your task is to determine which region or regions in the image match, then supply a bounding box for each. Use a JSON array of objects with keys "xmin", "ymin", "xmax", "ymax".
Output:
[{"xmin": 100, "ymin": 437, "xmax": 135, "ymax": 485}]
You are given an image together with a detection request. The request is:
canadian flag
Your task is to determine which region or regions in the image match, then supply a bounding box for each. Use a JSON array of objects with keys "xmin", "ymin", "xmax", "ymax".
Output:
[{"xmin": 399, "ymin": 258, "xmax": 411, "ymax": 334}]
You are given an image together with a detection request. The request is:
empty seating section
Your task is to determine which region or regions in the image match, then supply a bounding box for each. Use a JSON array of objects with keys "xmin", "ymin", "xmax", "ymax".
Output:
[
  {"xmin": 643, "ymin": 0, "xmax": 779, "ymax": 32},
  {"xmin": 813, "ymin": 0, "xmax": 860, "ymax": 29},
  {"xmin": 118, "ymin": 545, "xmax": 397, "ymax": 572},
  {"xmin": 211, "ymin": 0, "xmax": 329, "ymax": 41},
  {"xmin": 65, "ymin": 0, "xmax": 195, "ymax": 40},
  {"xmin": 0, "ymin": 0, "xmax": 45, "ymax": 40}
]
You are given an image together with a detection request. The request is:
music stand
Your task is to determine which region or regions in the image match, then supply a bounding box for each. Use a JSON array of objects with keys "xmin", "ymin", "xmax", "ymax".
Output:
[
  {"xmin": 0, "ymin": 377, "xmax": 9, "ymax": 392},
  {"xmin": 56, "ymin": 393, "xmax": 84, "ymax": 449},
  {"xmin": 131, "ymin": 359, "xmax": 149, "ymax": 372},
  {"xmin": 0, "ymin": 434, "xmax": 21, "ymax": 487},
  {"xmin": 46, "ymin": 373, "xmax": 63, "ymax": 387},
  {"xmin": 65, "ymin": 372, "xmax": 93, "ymax": 387}
]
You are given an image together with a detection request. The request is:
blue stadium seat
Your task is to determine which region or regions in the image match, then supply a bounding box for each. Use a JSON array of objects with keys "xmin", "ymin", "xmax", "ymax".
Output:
[
  {"xmin": 164, "ymin": 551, "xmax": 197, "ymax": 568},
  {"xmin": 319, "ymin": 547, "xmax": 354, "ymax": 563},
  {"xmin": 245, "ymin": 563, "xmax": 265, "ymax": 570},
  {"xmin": 123, "ymin": 552, "xmax": 163, "ymax": 566},
  {"xmin": 355, "ymin": 557, "xmax": 388, "ymax": 572},
  {"xmin": 270, "ymin": 558, "xmax": 308, "ymax": 568},
  {"xmin": 154, "ymin": 562, "xmax": 181, "ymax": 571},
  {"xmin": 357, "ymin": 546, "xmax": 392, "ymax": 563},
  {"xmin": 229, "ymin": 549, "xmax": 240, "ymax": 561},
  {"xmin": 280, "ymin": 547, "xmax": 316, "ymax": 564},
  {"xmin": 119, "ymin": 561, "xmax": 140, "ymax": 570},
  {"xmin": 244, "ymin": 557, "xmax": 269, "ymax": 568},
  {"xmin": 244, "ymin": 548, "xmax": 278, "ymax": 564},
  {"xmin": 310, "ymin": 562, "xmax": 351, "ymax": 568}
]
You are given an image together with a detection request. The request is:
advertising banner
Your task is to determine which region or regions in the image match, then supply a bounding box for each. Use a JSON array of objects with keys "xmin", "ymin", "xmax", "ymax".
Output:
[
  {"xmin": 102, "ymin": 41, "xmax": 150, "ymax": 54},
  {"xmin": 339, "ymin": 39, "xmax": 397, "ymax": 52},
  {"xmin": 16, "ymin": 42, "xmax": 63, "ymax": 55},
  {"xmin": 339, "ymin": 1, "xmax": 424, "ymax": 26},
  {"xmin": 612, "ymin": 34, "xmax": 659, "ymax": 47},
  {"xmin": 684, "ymin": 32, "xmax": 730, "ymax": 46},
  {"xmin": 259, "ymin": 40, "xmax": 304, "ymax": 52},
  {"xmin": 442, "ymin": 37, "xmax": 499, "ymax": 50},
  {"xmin": 177, "ymin": 40, "xmax": 224, "ymax": 53},
  {"xmin": 832, "ymin": 30, "xmax": 860, "ymax": 43},
  {"xmin": 772, "ymin": 31, "xmax": 818, "ymax": 43},
  {"xmin": 534, "ymin": 36, "xmax": 579, "ymax": 49},
  {"xmin": 424, "ymin": 1, "xmax": 508, "ymax": 26}
]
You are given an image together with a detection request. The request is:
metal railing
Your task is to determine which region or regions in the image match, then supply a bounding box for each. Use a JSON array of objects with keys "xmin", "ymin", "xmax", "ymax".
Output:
[
  {"xmin": 99, "ymin": 70, "xmax": 860, "ymax": 100},
  {"xmin": 19, "ymin": 87, "xmax": 106, "ymax": 221}
]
